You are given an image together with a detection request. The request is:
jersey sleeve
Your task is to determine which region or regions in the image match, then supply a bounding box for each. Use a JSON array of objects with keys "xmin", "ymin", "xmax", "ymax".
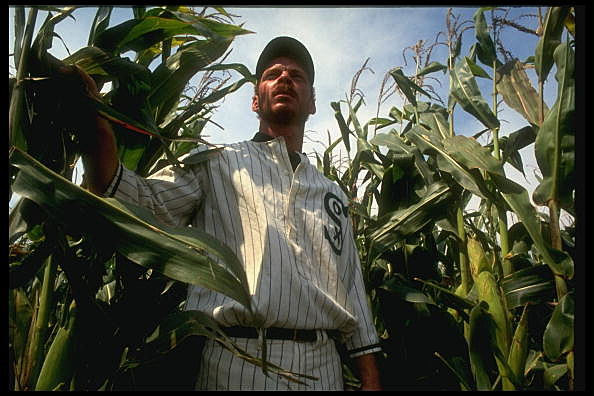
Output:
[
  {"xmin": 102, "ymin": 149, "xmax": 208, "ymax": 228},
  {"xmin": 342, "ymin": 215, "xmax": 382, "ymax": 359}
]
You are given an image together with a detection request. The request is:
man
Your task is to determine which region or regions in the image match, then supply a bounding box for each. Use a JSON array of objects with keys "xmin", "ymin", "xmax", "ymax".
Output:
[{"xmin": 77, "ymin": 36, "xmax": 382, "ymax": 390}]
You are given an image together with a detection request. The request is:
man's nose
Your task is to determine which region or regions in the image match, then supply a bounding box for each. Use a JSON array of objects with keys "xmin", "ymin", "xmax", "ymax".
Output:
[{"xmin": 278, "ymin": 69, "xmax": 293, "ymax": 83}]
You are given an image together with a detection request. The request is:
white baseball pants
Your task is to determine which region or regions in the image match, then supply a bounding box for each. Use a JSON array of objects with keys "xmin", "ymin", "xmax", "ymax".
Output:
[{"xmin": 195, "ymin": 330, "xmax": 344, "ymax": 390}]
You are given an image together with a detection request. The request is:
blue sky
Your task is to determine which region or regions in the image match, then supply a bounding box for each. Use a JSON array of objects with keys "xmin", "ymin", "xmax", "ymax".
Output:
[{"xmin": 9, "ymin": 6, "xmax": 555, "ymax": 214}]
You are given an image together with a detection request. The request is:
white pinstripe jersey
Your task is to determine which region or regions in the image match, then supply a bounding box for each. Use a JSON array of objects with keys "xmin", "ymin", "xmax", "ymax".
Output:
[{"xmin": 105, "ymin": 135, "xmax": 381, "ymax": 358}]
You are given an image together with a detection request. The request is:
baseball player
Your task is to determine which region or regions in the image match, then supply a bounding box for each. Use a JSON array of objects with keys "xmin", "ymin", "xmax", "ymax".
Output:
[{"xmin": 77, "ymin": 36, "xmax": 382, "ymax": 390}]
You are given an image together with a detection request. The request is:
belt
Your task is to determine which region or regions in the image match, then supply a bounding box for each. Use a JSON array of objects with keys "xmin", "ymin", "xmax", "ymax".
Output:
[{"xmin": 223, "ymin": 326, "xmax": 340, "ymax": 342}]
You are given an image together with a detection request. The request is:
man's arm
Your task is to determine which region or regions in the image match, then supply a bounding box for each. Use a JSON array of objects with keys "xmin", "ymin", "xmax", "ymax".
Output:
[
  {"xmin": 81, "ymin": 115, "xmax": 119, "ymax": 195},
  {"xmin": 354, "ymin": 352, "xmax": 382, "ymax": 390}
]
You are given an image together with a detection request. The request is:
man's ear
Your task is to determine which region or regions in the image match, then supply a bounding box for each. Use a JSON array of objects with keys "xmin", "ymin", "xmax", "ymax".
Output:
[
  {"xmin": 309, "ymin": 99, "xmax": 316, "ymax": 115},
  {"xmin": 251, "ymin": 94, "xmax": 259, "ymax": 113}
]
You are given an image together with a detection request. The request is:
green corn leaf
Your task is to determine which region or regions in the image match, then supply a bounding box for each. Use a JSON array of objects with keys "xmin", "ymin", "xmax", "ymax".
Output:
[
  {"xmin": 468, "ymin": 301, "xmax": 495, "ymax": 390},
  {"xmin": 543, "ymin": 293, "xmax": 574, "ymax": 361},
  {"xmin": 331, "ymin": 101, "xmax": 351, "ymax": 152},
  {"xmin": 370, "ymin": 130, "xmax": 416, "ymax": 157},
  {"xmin": 465, "ymin": 56, "xmax": 492, "ymax": 79},
  {"xmin": 389, "ymin": 68, "xmax": 432, "ymax": 107},
  {"xmin": 13, "ymin": 6, "xmax": 25, "ymax": 68},
  {"xmin": 500, "ymin": 125, "xmax": 537, "ymax": 175},
  {"xmin": 498, "ymin": 189, "xmax": 573, "ymax": 279},
  {"xmin": 443, "ymin": 135, "xmax": 525, "ymax": 194},
  {"xmin": 132, "ymin": 5, "xmax": 146, "ymax": 19},
  {"xmin": 410, "ymin": 102, "xmax": 450, "ymax": 141},
  {"xmin": 533, "ymin": 42, "xmax": 575, "ymax": 212},
  {"xmin": 88, "ymin": 6, "xmax": 113, "ymax": 46},
  {"xmin": 149, "ymin": 37, "xmax": 233, "ymax": 124},
  {"xmin": 473, "ymin": 8, "xmax": 502, "ymax": 68},
  {"xmin": 141, "ymin": 310, "xmax": 311, "ymax": 385},
  {"xmin": 9, "ymin": 7, "xmax": 38, "ymax": 152},
  {"xmin": 10, "ymin": 147, "xmax": 253, "ymax": 312},
  {"xmin": 543, "ymin": 363, "xmax": 568, "ymax": 389},
  {"xmin": 369, "ymin": 181, "xmax": 452, "ymax": 253},
  {"xmin": 501, "ymin": 265, "xmax": 555, "ymax": 309},
  {"xmin": 450, "ymin": 57, "xmax": 500, "ymax": 130},
  {"xmin": 451, "ymin": 33, "xmax": 462, "ymax": 63},
  {"xmin": 535, "ymin": 7, "xmax": 571, "ymax": 83},
  {"xmin": 508, "ymin": 305, "xmax": 530, "ymax": 386},
  {"xmin": 407, "ymin": 127, "xmax": 490, "ymax": 199},
  {"xmin": 415, "ymin": 61, "xmax": 447, "ymax": 77},
  {"xmin": 35, "ymin": 301, "xmax": 79, "ymax": 391}
]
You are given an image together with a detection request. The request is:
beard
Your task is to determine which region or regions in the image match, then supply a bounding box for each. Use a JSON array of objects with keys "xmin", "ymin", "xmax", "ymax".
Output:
[{"xmin": 256, "ymin": 93, "xmax": 310, "ymax": 125}]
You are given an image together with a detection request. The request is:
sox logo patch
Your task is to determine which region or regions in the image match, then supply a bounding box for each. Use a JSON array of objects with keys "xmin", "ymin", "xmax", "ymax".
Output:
[{"xmin": 323, "ymin": 192, "xmax": 348, "ymax": 256}]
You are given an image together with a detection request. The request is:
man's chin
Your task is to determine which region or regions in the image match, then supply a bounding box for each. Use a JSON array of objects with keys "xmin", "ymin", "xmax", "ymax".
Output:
[{"xmin": 261, "ymin": 108, "xmax": 298, "ymax": 125}]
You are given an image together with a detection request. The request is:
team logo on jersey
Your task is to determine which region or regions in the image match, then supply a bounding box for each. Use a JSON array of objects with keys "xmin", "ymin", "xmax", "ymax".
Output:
[{"xmin": 323, "ymin": 192, "xmax": 348, "ymax": 256}]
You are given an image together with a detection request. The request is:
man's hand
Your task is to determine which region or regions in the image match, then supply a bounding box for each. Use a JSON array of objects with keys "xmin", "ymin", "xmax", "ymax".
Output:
[
  {"xmin": 57, "ymin": 65, "xmax": 119, "ymax": 194},
  {"xmin": 354, "ymin": 353, "xmax": 382, "ymax": 390}
]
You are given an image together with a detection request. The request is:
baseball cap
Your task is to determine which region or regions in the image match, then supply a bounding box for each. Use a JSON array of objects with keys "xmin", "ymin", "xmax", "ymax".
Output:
[{"xmin": 255, "ymin": 36, "xmax": 315, "ymax": 84}]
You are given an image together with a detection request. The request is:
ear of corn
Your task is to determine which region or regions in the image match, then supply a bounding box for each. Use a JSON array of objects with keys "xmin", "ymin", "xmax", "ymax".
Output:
[
  {"xmin": 468, "ymin": 301, "xmax": 493, "ymax": 390},
  {"xmin": 467, "ymin": 237, "xmax": 490, "ymax": 281},
  {"xmin": 475, "ymin": 271, "xmax": 513, "ymax": 389},
  {"xmin": 34, "ymin": 301, "xmax": 79, "ymax": 391}
]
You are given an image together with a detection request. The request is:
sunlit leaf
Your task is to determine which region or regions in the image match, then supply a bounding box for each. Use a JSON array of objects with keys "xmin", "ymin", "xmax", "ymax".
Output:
[{"xmin": 10, "ymin": 147, "xmax": 253, "ymax": 312}]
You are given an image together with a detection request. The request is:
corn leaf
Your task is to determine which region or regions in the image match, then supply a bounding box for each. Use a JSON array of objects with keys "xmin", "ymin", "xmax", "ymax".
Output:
[
  {"xmin": 407, "ymin": 127, "xmax": 490, "ymax": 199},
  {"xmin": 500, "ymin": 125, "xmax": 537, "ymax": 176},
  {"xmin": 533, "ymin": 42, "xmax": 574, "ymax": 212},
  {"xmin": 142, "ymin": 310, "xmax": 312, "ymax": 385},
  {"xmin": 369, "ymin": 181, "xmax": 452, "ymax": 253},
  {"xmin": 498, "ymin": 188, "xmax": 573, "ymax": 278},
  {"xmin": 331, "ymin": 101, "xmax": 352, "ymax": 152},
  {"xmin": 35, "ymin": 302, "xmax": 79, "ymax": 390},
  {"xmin": 9, "ymin": 7, "xmax": 38, "ymax": 152},
  {"xmin": 473, "ymin": 8, "xmax": 502, "ymax": 68},
  {"xmin": 443, "ymin": 135, "xmax": 524, "ymax": 194},
  {"xmin": 450, "ymin": 57, "xmax": 500, "ymax": 130},
  {"xmin": 10, "ymin": 147, "xmax": 253, "ymax": 312},
  {"xmin": 468, "ymin": 301, "xmax": 495, "ymax": 390},
  {"xmin": 87, "ymin": 6, "xmax": 113, "ymax": 46},
  {"xmin": 390, "ymin": 68, "xmax": 432, "ymax": 106},
  {"xmin": 501, "ymin": 265, "xmax": 555, "ymax": 309},
  {"xmin": 543, "ymin": 293, "xmax": 574, "ymax": 361},
  {"xmin": 13, "ymin": 6, "xmax": 25, "ymax": 68},
  {"xmin": 535, "ymin": 7, "xmax": 571, "ymax": 83},
  {"xmin": 496, "ymin": 59, "xmax": 547, "ymax": 126},
  {"xmin": 149, "ymin": 38, "xmax": 233, "ymax": 124},
  {"xmin": 508, "ymin": 305, "xmax": 529, "ymax": 386},
  {"xmin": 415, "ymin": 61, "xmax": 447, "ymax": 77}
]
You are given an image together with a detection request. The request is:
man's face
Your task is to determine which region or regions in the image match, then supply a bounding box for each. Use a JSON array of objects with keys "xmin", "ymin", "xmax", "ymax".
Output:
[{"xmin": 252, "ymin": 56, "xmax": 316, "ymax": 125}]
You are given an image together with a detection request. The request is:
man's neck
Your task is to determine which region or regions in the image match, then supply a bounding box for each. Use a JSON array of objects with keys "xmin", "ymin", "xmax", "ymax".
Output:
[{"xmin": 258, "ymin": 122, "xmax": 304, "ymax": 154}]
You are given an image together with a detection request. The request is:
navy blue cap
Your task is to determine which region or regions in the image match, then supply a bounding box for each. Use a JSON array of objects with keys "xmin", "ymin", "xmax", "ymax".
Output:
[{"xmin": 255, "ymin": 36, "xmax": 315, "ymax": 84}]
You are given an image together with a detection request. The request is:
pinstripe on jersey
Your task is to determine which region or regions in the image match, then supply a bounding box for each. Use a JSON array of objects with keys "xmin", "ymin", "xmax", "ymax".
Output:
[{"xmin": 104, "ymin": 135, "xmax": 381, "ymax": 381}]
